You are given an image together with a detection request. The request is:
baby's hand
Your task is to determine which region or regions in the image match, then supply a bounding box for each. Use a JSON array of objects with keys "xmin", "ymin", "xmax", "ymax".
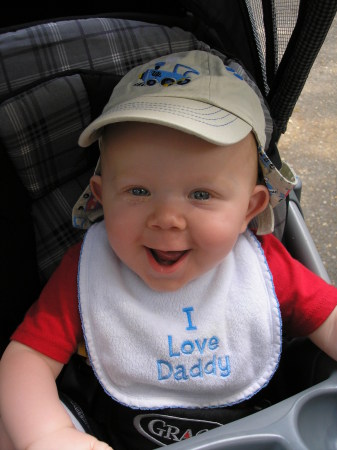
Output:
[{"xmin": 26, "ymin": 426, "xmax": 113, "ymax": 450}]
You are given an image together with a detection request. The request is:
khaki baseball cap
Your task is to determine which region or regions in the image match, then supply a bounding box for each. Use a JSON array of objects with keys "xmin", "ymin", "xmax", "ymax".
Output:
[{"xmin": 73, "ymin": 50, "xmax": 296, "ymax": 234}]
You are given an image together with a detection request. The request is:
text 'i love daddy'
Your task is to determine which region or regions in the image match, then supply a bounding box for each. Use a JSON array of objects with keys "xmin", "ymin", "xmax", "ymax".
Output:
[{"xmin": 157, "ymin": 307, "xmax": 231, "ymax": 382}]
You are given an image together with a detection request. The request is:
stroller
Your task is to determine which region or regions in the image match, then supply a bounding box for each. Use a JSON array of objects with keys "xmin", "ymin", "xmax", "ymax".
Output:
[{"xmin": 0, "ymin": 1, "xmax": 336, "ymax": 448}]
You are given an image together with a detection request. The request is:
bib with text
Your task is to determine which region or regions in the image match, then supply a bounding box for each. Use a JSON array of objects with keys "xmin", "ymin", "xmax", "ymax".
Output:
[{"xmin": 78, "ymin": 221, "xmax": 281, "ymax": 409}]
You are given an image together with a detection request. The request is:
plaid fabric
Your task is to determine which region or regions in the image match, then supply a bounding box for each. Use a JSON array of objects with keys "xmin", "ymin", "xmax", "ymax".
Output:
[
  {"xmin": 0, "ymin": 75, "xmax": 91, "ymax": 199},
  {"xmin": 0, "ymin": 18, "xmax": 201, "ymax": 96},
  {"xmin": 0, "ymin": 18, "xmax": 205, "ymax": 282}
]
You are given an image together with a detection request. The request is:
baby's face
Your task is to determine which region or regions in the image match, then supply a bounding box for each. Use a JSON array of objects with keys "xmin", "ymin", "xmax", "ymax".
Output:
[{"xmin": 91, "ymin": 123, "xmax": 268, "ymax": 291}]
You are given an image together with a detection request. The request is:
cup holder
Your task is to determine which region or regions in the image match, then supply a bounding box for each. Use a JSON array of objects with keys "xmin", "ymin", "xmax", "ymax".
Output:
[{"xmin": 296, "ymin": 391, "xmax": 337, "ymax": 449}]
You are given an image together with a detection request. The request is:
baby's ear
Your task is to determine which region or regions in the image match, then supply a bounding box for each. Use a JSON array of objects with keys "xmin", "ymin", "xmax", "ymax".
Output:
[
  {"xmin": 90, "ymin": 175, "xmax": 103, "ymax": 204},
  {"xmin": 241, "ymin": 185, "xmax": 270, "ymax": 232}
]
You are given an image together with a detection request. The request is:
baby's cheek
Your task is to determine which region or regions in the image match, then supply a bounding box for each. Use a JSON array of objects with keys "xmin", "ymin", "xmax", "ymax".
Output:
[{"xmin": 195, "ymin": 220, "xmax": 239, "ymax": 252}]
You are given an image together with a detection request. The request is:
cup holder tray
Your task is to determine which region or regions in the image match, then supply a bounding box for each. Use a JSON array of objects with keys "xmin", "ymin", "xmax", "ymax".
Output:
[{"xmin": 156, "ymin": 372, "xmax": 337, "ymax": 450}]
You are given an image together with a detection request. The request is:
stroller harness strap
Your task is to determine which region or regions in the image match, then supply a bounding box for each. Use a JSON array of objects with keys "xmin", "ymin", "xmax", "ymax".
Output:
[{"xmin": 78, "ymin": 221, "xmax": 281, "ymax": 409}]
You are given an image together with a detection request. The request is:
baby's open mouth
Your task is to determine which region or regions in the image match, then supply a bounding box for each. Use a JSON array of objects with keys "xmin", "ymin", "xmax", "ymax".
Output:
[{"xmin": 149, "ymin": 249, "xmax": 188, "ymax": 266}]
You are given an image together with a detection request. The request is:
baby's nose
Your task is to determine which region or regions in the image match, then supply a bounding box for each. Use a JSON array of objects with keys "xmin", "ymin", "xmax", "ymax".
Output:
[{"xmin": 146, "ymin": 201, "xmax": 187, "ymax": 231}]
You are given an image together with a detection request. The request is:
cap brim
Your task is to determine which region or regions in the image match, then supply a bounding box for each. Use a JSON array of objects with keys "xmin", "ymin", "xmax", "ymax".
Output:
[{"xmin": 78, "ymin": 96, "xmax": 252, "ymax": 148}]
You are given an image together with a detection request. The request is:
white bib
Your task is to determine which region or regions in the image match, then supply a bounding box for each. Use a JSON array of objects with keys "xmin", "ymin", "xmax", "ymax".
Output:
[{"xmin": 78, "ymin": 221, "xmax": 281, "ymax": 409}]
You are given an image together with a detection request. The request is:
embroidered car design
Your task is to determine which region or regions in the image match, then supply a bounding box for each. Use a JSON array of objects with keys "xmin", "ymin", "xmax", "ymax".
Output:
[{"xmin": 139, "ymin": 61, "xmax": 200, "ymax": 86}]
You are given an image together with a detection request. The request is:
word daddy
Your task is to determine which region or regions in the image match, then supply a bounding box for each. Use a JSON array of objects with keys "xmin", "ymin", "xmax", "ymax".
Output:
[{"xmin": 157, "ymin": 307, "xmax": 230, "ymax": 382}]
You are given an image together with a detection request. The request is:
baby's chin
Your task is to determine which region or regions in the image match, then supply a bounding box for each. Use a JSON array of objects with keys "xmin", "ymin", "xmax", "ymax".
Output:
[{"xmin": 137, "ymin": 270, "xmax": 201, "ymax": 293}]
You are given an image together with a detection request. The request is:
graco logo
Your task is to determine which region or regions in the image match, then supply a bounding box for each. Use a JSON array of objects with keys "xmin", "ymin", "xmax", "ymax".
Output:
[{"xmin": 133, "ymin": 413, "xmax": 221, "ymax": 446}]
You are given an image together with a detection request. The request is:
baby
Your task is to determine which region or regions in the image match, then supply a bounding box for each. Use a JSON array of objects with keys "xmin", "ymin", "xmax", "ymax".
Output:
[{"xmin": 0, "ymin": 50, "xmax": 336, "ymax": 450}]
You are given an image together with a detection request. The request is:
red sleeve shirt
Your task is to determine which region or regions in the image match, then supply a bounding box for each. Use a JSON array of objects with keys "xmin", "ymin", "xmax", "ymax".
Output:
[
  {"xmin": 12, "ymin": 242, "xmax": 83, "ymax": 364},
  {"xmin": 11, "ymin": 234, "xmax": 337, "ymax": 364},
  {"xmin": 259, "ymin": 234, "xmax": 337, "ymax": 337}
]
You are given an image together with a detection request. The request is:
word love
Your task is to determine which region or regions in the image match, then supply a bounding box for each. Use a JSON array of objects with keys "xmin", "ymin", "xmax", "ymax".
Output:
[
  {"xmin": 167, "ymin": 335, "xmax": 219, "ymax": 357},
  {"xmin": 157, "ymin": 335, "xmax": 230, "ymax": 381}
]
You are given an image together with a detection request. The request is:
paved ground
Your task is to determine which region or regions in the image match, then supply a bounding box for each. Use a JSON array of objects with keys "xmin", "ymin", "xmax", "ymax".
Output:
[{"xmin": 278, "ymin": 15, "xmax": 337, "ymax": 286}]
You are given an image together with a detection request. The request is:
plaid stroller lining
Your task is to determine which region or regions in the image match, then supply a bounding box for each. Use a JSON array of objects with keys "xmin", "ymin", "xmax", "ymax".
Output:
[
  {"xmin": 0, "ymin": 18, "xmax": 200, "ymax": 96},
  {"xmin": 0, "ymin": 75, "xmax": 91, "ymax": 198}
]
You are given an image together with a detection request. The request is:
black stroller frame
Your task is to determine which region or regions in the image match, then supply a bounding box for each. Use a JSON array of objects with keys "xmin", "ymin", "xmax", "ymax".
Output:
[{"xmin": 1, "ymin": 1, "xmax": 336, "ymax": 449}]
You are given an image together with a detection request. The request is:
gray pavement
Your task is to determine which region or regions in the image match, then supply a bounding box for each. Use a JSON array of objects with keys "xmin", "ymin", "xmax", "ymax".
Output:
[{"xmin": 278, "ymin": 15, "xmax": 337, "ymax": 286}]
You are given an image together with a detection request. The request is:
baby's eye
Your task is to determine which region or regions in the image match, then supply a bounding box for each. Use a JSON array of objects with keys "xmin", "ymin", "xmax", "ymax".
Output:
[
  {"xmin": 129, "ymin": 187, "xmax": 150, "ymax": 196},
  {"xmin": 190, "ymin": 190, "xmax": 211, "ymax": 200}
]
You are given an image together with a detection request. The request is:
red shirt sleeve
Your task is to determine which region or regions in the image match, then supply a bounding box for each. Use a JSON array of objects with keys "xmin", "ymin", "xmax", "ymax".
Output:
[
  {"xmin": 260, "ymin": 234, "xmax": 337, "ymax": 337},
  {"xmin": 11, "ymin": 242, "xmax": 83, "ymax": 364}
]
